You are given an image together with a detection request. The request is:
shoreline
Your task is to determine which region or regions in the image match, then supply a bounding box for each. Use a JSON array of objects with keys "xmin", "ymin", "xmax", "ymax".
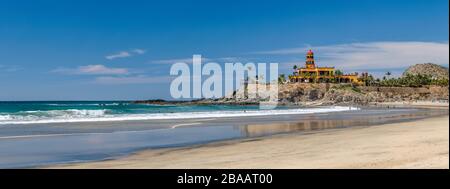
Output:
[
  {"xmin": 371, "ymin": 101, "xmax": 449, "ymax": 109},
  {"xmin": 0, "ymin": 106, "xmax": 358, "ymax": 125},
  {"xmin": 48, "ymin": 112, "xmax": 449, "ymax": 169}
]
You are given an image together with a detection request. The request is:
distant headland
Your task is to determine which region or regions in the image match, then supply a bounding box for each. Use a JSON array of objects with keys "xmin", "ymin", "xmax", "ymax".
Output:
[{"xmin": 136, "ymin": 50, "xmax": 449, "ymax": 107}]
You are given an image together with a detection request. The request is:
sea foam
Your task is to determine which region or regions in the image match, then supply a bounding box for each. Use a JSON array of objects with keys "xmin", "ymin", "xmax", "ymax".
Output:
[{"xmin": 0, "ymin": 106, "xmax": 358, "ymax": 125}]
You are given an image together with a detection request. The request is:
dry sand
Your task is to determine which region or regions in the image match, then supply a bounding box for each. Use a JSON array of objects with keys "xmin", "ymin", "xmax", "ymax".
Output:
[
  {"xmin": 50, "ymin": 115, "xmax": 449, "ymax": 169},
  {"xmin": 374, "ymin": 101, "xmax": 449, "ymax": 109}
]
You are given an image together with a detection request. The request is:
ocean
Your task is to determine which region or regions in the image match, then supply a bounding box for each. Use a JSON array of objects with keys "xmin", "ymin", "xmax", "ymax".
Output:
[
  {"xmin": 0, "ymin": 101, "xmax": 364, "ymax": 168},
  {"xmin": 0, "ymin": 101, "xmax": 445, "ymax": 168},
  {"xmin": 0, "ymin": 101, "xmax": 357, "ymax": 125}
]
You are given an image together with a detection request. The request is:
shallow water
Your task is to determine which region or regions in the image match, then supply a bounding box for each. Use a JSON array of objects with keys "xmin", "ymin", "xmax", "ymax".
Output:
[{"xmin": 0, "ymin": 107, "xmax": 447, "ymax": 168}]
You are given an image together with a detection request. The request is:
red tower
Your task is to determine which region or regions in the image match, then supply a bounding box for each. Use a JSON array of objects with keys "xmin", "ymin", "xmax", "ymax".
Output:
[{"xmin": 305, "ymin": 49, "xmax": 315, "ymax": 69}]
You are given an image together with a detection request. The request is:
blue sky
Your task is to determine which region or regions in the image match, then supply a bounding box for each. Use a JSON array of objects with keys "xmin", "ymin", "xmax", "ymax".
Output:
[{"xmin": 0, "ymin": 0, "xmax": 448, "ymax": 100}]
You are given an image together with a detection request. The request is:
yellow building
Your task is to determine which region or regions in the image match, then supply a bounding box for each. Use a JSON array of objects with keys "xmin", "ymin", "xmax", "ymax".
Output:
[{"xmin": 289, "ymin": 50, "xmax": 363, "ymax": 84}]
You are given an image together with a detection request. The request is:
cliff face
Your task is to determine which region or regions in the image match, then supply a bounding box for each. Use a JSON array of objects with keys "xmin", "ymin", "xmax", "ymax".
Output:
[
  {"xmin": 277, "ymin": 83, "xmax": 372, "ymax": 105},
  {"xmin": 359, "ymin": 86, "xmax": 448, "ymax": 102},
  {"xmin": 230, "ymin": 83, "xmax": 448, "ymax": 106}
]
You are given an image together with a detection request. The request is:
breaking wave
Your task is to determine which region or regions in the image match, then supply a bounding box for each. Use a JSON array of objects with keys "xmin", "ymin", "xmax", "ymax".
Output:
[{"xmin": 0, "ymin": 106, "xmax": 358, "ymax": 125}]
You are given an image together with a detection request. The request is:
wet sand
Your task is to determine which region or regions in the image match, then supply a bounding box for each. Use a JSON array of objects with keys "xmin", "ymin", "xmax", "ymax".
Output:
[
  {"xmin": 5, "ymin": 107, "xmax": 447, "ymax": 168},
  {"xmin": 51, "ymin": 114, "xmax": 449, "ymax": 169}
]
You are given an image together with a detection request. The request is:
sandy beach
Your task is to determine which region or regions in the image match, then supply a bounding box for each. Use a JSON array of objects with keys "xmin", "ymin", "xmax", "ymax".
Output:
[
  {"xmin": 51, "ymin": 114, "xmax": 449, "ymax": 169},
  {"xmin": 374, "ymin": 101, "xmax": 449, "ymax": 109}
]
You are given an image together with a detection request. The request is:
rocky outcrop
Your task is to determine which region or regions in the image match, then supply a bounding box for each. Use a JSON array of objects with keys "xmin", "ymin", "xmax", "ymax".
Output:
[
  {"xmin": 359, "ymin": 86, "xmax": 448, "ymax": 102},
  {"xmin": 227, "ymin": 83, "xmax": 449, "ymax": 106},
  {"xmin": 134, "ymin": 83, "xmax": 448, "ymax": 106},
  {"xmin": 321, "ymin": 87, "xmax": 375, "ymax": 105},
  {"xmin": 403, "ymin": 63, "xmax": 449, "ymax": 79}
]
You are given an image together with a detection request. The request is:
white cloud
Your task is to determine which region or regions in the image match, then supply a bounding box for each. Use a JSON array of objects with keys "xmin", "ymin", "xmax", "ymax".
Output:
[
  {"xmin": 94, "ymin": 75, "xmax": 171, "ymax": 84},
  {"xmin": 52, "ymin": 64, "xmax": 129, "ymax": 75},
  {"xmin": 105, "ymin": 48, "xmax": 146, "ymax": 60},
  {"xmin": 105, "ymin": 51, "xmax": 131, "ymax": 60},
  {"xmin": 153, "ymin": 57, "xmax": 212, "ymax": 64},
  {"xmin": 258, "ymin": 41, "xmax": 449, "ymax": 71},
  {"xmin": 132, "ymin": 49, "xmax": 146, "ymax": 55},
  {"xmin": 78, "ymin": 65, "xmax": 129, "ymax": 75},
  {"xmin": 0, "ymin": 65, "xmax": 22, "ymax": 72},
  {"xmin": 152, "ymin": 56, "xmax": 251, "ymax": 64},
  {"xmin": 213, "ymin": 57, "xmax": 253, "ymax": 63}
]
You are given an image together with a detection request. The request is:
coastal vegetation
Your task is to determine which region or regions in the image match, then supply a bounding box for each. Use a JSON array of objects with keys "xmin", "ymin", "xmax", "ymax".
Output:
[
  {"xmin": 278, "ymin": 74, "xmax": 286, "ymax": 84},
  {"xmin": 286, "ymin": 62, "xmax": 449, "ymax": 87},
  {"xmin": 367, "ymin": 63, "xmax": 449, "ymax": 87},
  {"xmin": 379, "ymin": 74, "xmax": 449, "ymax": 87}
]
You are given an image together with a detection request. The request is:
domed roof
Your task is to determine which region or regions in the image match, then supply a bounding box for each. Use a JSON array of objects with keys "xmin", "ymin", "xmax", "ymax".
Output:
[{"xmin": 307, "ymin": 49, "xmax": 314, "ymax": 55}]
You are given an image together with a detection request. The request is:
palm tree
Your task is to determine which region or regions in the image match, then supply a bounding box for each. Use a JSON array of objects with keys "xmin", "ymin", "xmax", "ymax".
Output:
[
  {"xmin": 311, "ymin": 72, "xmax": 317, "ymax": 83},
  {"xmin": 367, "ymin": 74, "xmax": 375, "ymax": 86},
  {"xmin": 335, "ymin": 70, "xmax": 343, "ymax": 83},
  {"xmin": 278, "ymin": 74, "xmax": 286, "ymax": 84},
  {"xmin": 292, "ymin": 65, "xmax": 298, "ymax": 76},
  {"xmin": 257, "ymin": 75, "xmax": 264, "ymax": 84},
  {"xmin": 304, "ymin": 72, "xmax": 311, "ymax": 82},
  {"xmin": 385, "ymin": 71, "xmax": 391, "ymax": 80},
  {"xmin": 245, "ymin": 65, "xmax": 254, "ymax": 84}
]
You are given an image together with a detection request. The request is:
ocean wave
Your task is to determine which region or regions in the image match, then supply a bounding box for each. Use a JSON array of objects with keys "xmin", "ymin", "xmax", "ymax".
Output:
[
  {"xmin": 21, "ymin": 109, "xmax": 108, "ymax": 116},
  {"xmin": 0, "ymin": 109, "xmax": 108, "ymax": 123},
  {"xmin": 0, "ymin": 115, "xmax": 12, "ymax": 121},
  {"xmin": 0, "ymin": 106, "xmax": 358, "ymax": 125},
  {"xmin": 45, "ymin": 103, "xmax": 127, "ymax": 106}
]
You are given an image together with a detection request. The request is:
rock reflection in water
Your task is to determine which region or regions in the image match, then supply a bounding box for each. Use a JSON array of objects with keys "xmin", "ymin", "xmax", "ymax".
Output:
[
  {"xmin": 239, "ymin": 120, "xmax": 368, "ymax": 137},
  {"xmin": 238, "ymin": 110, "xmax": 446, "ymax": 137}
]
